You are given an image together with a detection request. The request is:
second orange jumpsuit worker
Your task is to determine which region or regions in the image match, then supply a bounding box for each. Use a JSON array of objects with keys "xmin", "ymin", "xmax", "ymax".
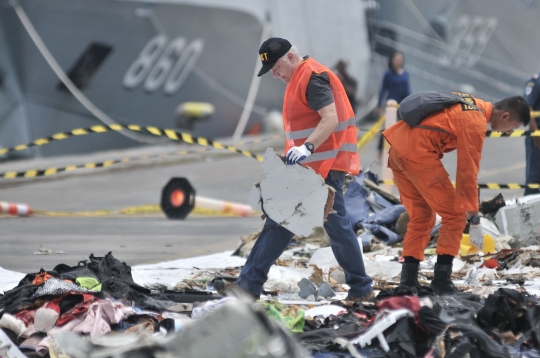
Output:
[{"xmin": 383, "ymin": 95, "xmax": 530, "ymax": 295}]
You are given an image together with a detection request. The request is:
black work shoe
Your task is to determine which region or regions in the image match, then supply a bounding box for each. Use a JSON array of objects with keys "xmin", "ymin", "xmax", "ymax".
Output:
[
  {"xmin": 397, "ymin": 262, "xmax": 422, "ymax": 294},
  {"xmin": 213, "ymin": 279, "xmax": 260, "ymax": 300},
  {"xmin": 345, "ymin": 291, "xmax": 376, "ymax": 303},
  {"xmin": 430, "ymin": 263, "xmax": 459, "ymax": 295},
  {"xmin": 213, "ymin": 278, "xmax": 234, "ymax": 296}
]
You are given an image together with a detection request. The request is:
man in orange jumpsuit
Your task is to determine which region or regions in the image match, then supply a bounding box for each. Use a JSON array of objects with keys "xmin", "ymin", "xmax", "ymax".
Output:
[{"xmin": 383, "ymin": 95, "xmax": 530, "ymax": 295}]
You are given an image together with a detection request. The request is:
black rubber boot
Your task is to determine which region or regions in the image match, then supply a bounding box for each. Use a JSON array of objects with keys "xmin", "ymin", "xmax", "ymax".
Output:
[
  {"xmin": 397, "ymin": 263, "xmax": 421, "ymax": 294},
  {"xmin": 430, "ymin": 263, "xmax": 458, "ymax": 295}
]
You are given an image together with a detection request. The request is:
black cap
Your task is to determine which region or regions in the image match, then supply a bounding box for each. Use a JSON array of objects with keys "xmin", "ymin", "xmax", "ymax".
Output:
[{"xmin": 257, "ymin": 38, "xmax": 292, "ymax": 77}]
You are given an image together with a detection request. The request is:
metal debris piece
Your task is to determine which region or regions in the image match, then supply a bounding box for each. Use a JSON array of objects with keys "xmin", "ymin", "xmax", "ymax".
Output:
[
  {"xmin": 249, "ymin": 148, "xmax": 335, "ymax": 237},
  {"xmin": 495, "ymin": 196, "xmax": 540, "ymax": 246}
]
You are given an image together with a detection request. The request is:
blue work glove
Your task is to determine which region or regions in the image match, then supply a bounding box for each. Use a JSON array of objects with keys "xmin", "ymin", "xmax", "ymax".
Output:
[
  {"xmin": 469, "ymin": 224, "xmax": 484, "ymax": 251},
  {"xmin": 285, "ymin": 144, "xmax": 311, "ymax": 165}
]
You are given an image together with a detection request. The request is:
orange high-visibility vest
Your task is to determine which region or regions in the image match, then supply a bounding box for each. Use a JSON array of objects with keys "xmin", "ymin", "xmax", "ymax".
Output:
[{"xmin": 283, "ymin": 57, "xmax": 359, "ymax": 178}]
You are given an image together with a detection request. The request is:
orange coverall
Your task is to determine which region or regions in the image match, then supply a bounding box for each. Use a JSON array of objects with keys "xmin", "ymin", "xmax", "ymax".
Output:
[{"xmin": 382, "ymin": 99, "xmax": 492, "ymax": 260}]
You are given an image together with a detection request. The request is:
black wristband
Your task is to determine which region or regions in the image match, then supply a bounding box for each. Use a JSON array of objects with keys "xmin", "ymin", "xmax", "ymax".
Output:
[
  {"xmin": 304, "ymin": 142, "xmax": 315, "ymax": 153},
  {"xmin": 468, "ymin": 215, "xmax": 480, "ymax": 225}
]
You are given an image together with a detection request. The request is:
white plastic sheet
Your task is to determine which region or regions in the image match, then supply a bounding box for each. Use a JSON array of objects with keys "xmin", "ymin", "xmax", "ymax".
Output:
[
  {"xmin": 132, "ymin": 251, "xmax": 246, "ymax": 289},
  {"xmin": 0, "ymin": 266, "xmax": 25, "ymax": 294},
  {"xmin": 304, "ymin": 305, "xmax": 345, "ymax": 319},
  {"xmin": 308, "ymin": 246, "xmax": 402, "ymax": 280}
]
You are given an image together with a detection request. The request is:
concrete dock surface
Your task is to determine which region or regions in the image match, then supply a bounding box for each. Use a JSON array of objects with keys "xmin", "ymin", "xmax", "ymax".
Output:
[{"xmin": 0, "ymin": 131, "xmax": 529, "ymax": 273}]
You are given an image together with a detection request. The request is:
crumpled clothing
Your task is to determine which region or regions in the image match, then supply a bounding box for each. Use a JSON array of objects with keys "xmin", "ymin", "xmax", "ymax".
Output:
[
  {"xmin": 436, "ymin": 322, "xmax": 508, "ymax": 358},
  {"xmin": 477, "ymin": 287, "xmax": 527, "ymax": 333},
  {"xmin": 357, "ymin": 205, "xmax": 407, "ymax": 245},
  {"xmin": 14, "ymin": 307, "xmax": 38, "ymax": 327},
  {"xmin": 124, "ymin": 318, "xmax": 156, "ymax": 336},
  {"xmin": 345, "ymin": 170, "xmax": 376, "ymax": 225},
  {"xmin": 191, "ymin": 297, "xmax": 234, "ymax": 320},
  {"xmin": 0, "ymin": 312, "xmax": 35, "ymax": 338},
  {"xmin": 360, "ymin": 223, "xmax": 403, "ymax": 245},
  {"xmin": 300, "ymin": 311, "xmax": 366, "ymax": 352},
  {"xmin": 262, "ymin": 300, "xmax": 305, "ymax": 333},
  {"xmin": 362, "ymin": 204, "xmax": 406, "ymax": 226},
  {"xmin": 377, "ymin": 295, "xmax": 422, "ymax": 327},
  {"xmin": 430, "ymin": 294, "xmax": 483, "ymax": 325},
  {"xmin": 57, "ymin": 293, "xmax": 100, "ymax": 326},
  {"xmin": 36, "ymin": 298, "xmax": 138, "ymax": 356},
  {"xmin": 17, "ymin": 269, "xmax": 59, "ymax": 287},
  {"xmin": 33, "ymin": 278, "xmax": 93, "ymax": 298},
  {"xmin": 34, "ymin": 296, "xmax": 61, "ymax": 333},
  {"xmin": 0, "ymin": 284, "xmax": 39, "ymax": 310},
  {"xmin": 87, "ymin": 252, "xmax": 137, "ymax": 283},
  {"xmin": 32, "ymin": 270, "xmax": 54, "ymax": 285},
  {"xmin": 75, "ymin": 277, "xmax": 102, "ymax": 291}
]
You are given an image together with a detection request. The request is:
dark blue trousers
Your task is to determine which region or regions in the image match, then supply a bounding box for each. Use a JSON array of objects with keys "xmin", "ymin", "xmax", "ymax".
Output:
[
  {"xmin": 236, "ymin": 170, "xmax": 373, "ymax": 297},
  {"xmin": 525, "ymin": 123, "xmax": 540, "ymax": 196}
]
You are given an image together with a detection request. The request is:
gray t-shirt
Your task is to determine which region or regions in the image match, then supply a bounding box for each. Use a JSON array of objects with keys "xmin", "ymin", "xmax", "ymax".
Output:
[{"xmin": 306, "ymin": 71, "xmax": 335, "ymax": 111}]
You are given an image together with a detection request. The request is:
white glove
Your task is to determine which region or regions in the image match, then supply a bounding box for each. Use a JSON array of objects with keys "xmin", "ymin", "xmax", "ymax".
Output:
[
  {"xmin": 469, "ymin": 224, "xmax": 484, "ymax": 251},
  {"xmin": 285, "ymin": 144, "xmax": 311, "ymax": 165}
]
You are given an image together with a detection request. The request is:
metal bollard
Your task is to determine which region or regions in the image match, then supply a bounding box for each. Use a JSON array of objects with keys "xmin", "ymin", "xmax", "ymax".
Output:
[
  {"xmin": 381, "ymin": 100, "xmax": 398, "ymax": 193},
  {"xmin": 160, "ymin": 177, "xmax": 255, "ymax": 219},
  {"xmin": 195, "ymin": 196, "xmax": 254, "ymax": 217}
]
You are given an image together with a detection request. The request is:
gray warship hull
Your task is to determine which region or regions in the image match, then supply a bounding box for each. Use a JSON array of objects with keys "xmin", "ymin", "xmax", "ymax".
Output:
[{"xmin": 0, "ymin": 0, "xmax": 371, "ymax": 158}]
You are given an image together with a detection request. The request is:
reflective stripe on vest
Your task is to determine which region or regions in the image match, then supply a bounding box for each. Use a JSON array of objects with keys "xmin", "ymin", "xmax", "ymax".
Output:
[
  {"xmin": 300, "ymin": 143, "xmax": 358, "ymax": 163},
  {"xmin": 285, "ymin": 117, "xmax": 356, "ymax": 141}
]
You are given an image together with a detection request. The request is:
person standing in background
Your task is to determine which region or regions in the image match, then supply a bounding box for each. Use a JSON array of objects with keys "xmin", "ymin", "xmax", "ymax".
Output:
[
  {"xmin": 376, "ymin": 51, "xmax": 411, "ymax": 157},
  {"xmin": 334, "ymin": 59, "xmax": 358, "ymax": 112},
  {"xmin": 524, "ymin": 73, "xmax": 540, "ymax": 196}
]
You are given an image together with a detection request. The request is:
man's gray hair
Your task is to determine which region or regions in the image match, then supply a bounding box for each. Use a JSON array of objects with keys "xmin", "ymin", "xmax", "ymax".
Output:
[{"xmin": 279, "ymin": 46, "xmax": 301, "ymax": 61}]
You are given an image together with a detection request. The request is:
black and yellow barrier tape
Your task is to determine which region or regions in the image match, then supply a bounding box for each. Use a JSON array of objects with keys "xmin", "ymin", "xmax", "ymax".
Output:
[
  {"xmin": 378, "ymin": 179, "xmax": 539, "ymax": 190},
  {"xmin": 0, "ymin": 124, "xmax": 266, "ymax": 162},
  {"xmin": 0, "ymin": 135, "xmax": 282, "ymax": 179},
  {"xmin": 357, "ymin": 128, "xmax": 540, "ymax": 137},
  {"xmin": 484, "ymin": 130, "xmax": 540, "ymax": 137}
]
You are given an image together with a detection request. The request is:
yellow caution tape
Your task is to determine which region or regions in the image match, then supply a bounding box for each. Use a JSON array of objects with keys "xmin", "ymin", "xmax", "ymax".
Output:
[
  {"xmin": 33, "ymin": 204, "xmax": 255, "ymax": 218},
  {"xmin": 378, "ymin": 179, "xmax": 539, "ymax": 190},
  {"xmin": 0, "ymin": 133, "xmax": 281, "ymax": 179},
  {"xmin": 357, "ymin": 115, "xmax": 385, "ymax": 151}
]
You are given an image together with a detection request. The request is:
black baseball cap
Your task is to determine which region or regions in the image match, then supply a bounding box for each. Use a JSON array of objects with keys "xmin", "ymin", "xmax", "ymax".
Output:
[{"xmin": 257, "ymin": 37, "xmax": 292, "ymax": 77}]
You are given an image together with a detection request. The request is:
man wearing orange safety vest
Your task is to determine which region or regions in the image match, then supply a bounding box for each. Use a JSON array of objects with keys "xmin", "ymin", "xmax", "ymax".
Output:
[
  {"xmin": 215, "ymin": 38, "xmax": 374, "ymax": 301},
  {"xmin": 383, "ymin": 94, "xmax": 530, "ymax": 295}
]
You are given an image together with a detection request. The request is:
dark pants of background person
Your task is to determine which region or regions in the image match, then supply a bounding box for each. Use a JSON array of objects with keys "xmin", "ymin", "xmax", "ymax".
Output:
[
  {"xmin": 525, "ymin": 118, "xmax": 540, "ymax": 196},
  {"xmin": 236, "ymin": 170, "xmax": 373, "ymax": 297}
]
